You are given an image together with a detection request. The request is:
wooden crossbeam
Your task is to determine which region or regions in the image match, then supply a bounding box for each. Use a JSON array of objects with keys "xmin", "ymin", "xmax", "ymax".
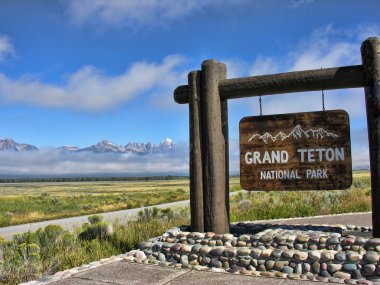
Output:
[{"xmin": 174, "ymin": 65, "xmax": 365, "ymax": 104}]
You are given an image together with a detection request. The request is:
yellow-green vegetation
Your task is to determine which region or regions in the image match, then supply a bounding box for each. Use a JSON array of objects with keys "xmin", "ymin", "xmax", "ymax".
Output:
[
  {"xmin": 0, "ymin": 210, "xmax": 189, "ymax": 285},
  {"xmin": 230, "ymin": 171, "xmax": 371, "ymax": 222},
  {"xmin": 0, "ymin": 178, "xmax": 241, "ymax": 227},
  {"xmin": 0, "ymin": 171, "xmax": 373, "ymax": 284}
]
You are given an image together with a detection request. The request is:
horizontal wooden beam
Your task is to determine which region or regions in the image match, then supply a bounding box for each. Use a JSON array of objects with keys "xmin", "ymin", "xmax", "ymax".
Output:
[
  {"xmin": 174, "ymin": 85, "xmax": 189, "ymax": 104},
  {"xmin": 173, "ymin": 65, "xmax": 365, "ymax": 104}
]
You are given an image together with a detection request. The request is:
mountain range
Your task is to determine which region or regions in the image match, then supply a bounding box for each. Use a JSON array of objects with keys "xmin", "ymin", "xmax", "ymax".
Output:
[
  {"xmin": 248, "ymin": 124, "xmax": 339, "ymax": 144},
  {"xmin": 0, "ymin": 137, "xmax": 182, "ymax": 154},
  {"xmin": 0, "ymin": 138, "xmax": 38, "ymax": 152}
]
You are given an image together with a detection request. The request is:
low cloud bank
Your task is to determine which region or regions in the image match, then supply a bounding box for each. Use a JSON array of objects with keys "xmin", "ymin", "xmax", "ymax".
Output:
[
  {"xmin": 0, "ymin": 136, "xmax": 369, "ymax": 178},
  {"xmin": 0, "ymin": 148, "xmax": 189, "ymax": 177}
]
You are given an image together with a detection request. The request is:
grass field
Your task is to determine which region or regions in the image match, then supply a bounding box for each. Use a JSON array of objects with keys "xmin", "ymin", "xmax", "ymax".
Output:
[
  {"xmin": 230, "ymin": 171, "xmax": 371, "ymax": 222},
  {"xmin": 0, "ymin": 171, "xmax": 373, "ymax": 284},
  {"xmin": 0, "ymin": 172, "xmax": 371, "ymax": 227},
  {"xmin": 0, "ymin": 177, "xmax": 242, "ymax": 227}
]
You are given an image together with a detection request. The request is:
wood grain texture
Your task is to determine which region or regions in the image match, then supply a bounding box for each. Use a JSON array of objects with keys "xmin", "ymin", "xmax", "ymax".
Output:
[
  {"xmin": 188, "ymin": 71, "xmax": 204, "ymax": 232},
  {"xmin": 361, "ymin": 37, "xmax": 380, "ymax": 237},
  {"xmin": 173, "ymin": 65, "xmax": 365, "ymax": 104},
  {"xmin": 240, "ymin": 110, "xmax": 352, "ymax": 191},
  {"xmin": 201, "ymin": 60, "xmax": 229, "ymax": 233},
  {"xmin": 173, "ymin": 85, "xmax": 188, "ymax": 104},
  {"xmin": 221, "ymin": 99, "xmax": 230, "ymax": 224}
]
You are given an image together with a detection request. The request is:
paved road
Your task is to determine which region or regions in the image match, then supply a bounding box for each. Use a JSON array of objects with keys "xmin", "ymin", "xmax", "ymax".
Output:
[
  {"xmin": 0, "ymin": 190, "xmax": 248, "ymax": 239},
  {"xmin": 0, "ymin": 199, "xmax": 191, "ymax": 239}
]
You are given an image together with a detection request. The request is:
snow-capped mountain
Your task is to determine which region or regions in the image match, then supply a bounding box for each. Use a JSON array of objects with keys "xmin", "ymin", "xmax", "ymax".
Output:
[
  {"xmin": 125, "ymin": 142, "xmax": 149, "ymax": 153},
  {"xmin": 80, "ymin": 140, "xmax": 126, "ymax": 153},
  {"xmin": 123, "ymin": 138, "xmax": 180, "ymax": 154},
  {"xmin": 0, "ymin": 137, "xmax": 182, "ymax": 154},
  {"xmin": 69, "ymin": 138, "xmax": 181, "ymax": 154},
  {"xmin": 159, "ymin": 138, "xmax": 178, "ymax": 150},
  {"xmin": 248, "ymin": 125, "xmax": 339, "ymax": 144},
  {"xmin": 0, "ymin": 138, "xmax": 38, "ymax": 152}
]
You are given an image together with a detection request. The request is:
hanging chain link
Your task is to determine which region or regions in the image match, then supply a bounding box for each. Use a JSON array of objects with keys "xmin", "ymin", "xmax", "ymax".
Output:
[
  {"xmin": 322, "ymin": 89, "xmax": 325, "ymax": 111},
  {"xmin": 321, "ymin": 67, "xmax": 325, "ymax": 111},
  {"xmin": 259, "ymin": 95, "xmax": 263, "ymax": 116}
]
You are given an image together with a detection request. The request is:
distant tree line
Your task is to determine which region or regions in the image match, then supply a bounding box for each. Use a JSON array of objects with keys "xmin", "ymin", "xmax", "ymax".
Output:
[{"xmin": 0, "ymin": 175, "xmax": 189, "ymax": 183}]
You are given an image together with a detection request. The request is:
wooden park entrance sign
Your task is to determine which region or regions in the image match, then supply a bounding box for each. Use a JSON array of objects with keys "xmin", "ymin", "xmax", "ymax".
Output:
[
  {"xmin": 240, "ymin": 110, "xmax": 352, "ymax": 191},
  {"xmin": 173, "ymin": 37, "xmax": 380, "ymax": 237}
]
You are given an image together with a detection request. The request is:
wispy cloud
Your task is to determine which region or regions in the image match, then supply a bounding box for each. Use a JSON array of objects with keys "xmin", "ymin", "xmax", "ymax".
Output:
[
  {"xmin": 65, "ymin": 0, "xmax": 200, "ymax": 28},
  {"xmin": 289, "ymin": 25, "xmax": 359, "ymax": 71},
  {"xmin": 290, "ymin": 0, "xmax": 314, "ymax": 8},
  {"xmin": 251, "ymin": 25, "xmax": 373, "ymax": 170},
  {"xmin": 0, "ymin": 55, "xmax": 186, "ymax": 111},
  {"xmin": 0, "ymin": 35, "xmax": 15, "ymax": 62},
  {"xmin": 357, "ymin": 24, "xmax": 380, "ymax": 41},
  {"xmin": 249, "ymin": 56, "xmax": 279, "ymax": 76},
  {"xmin": 64, "ymin": 0, "xmax": 249, "ymax": 29},
  {"xmin": 240, "ymin": 24, "xmax": 378, "ymax": 117},
  {"xmin": 225, "ymin": 24, "xmax": 377, "ymax": 170}
]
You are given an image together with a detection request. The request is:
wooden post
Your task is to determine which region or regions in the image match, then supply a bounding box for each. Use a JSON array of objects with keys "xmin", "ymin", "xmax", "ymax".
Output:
[
  {"xmin": 188, "ymin": 71, "xmax": 204, "ymax": 232},
  {"xmin": 221, "ymin": 99, "xmax": 230, "ymax": 224},
  {"xmin": 201, "ymin": 59, "xmax": 229, "ymax": 233},
  {"xmin": 361, "ymin": 37, "xmax": 380, "ymax": 237}
]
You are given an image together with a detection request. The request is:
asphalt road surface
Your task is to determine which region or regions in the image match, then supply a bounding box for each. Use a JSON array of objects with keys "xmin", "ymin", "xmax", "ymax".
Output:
[{"xmin": 0, "ymin": 198, "xmax": 191, "ymax": 239}]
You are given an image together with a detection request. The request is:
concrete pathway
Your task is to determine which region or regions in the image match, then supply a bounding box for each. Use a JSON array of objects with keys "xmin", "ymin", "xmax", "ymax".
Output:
[
  {"xmin": 50, "ymin": 262, "xmax": 321, "ymax": 285},
  {"xmin": 49, "ymin": 212, "xmax": 373, "ymax": 285}
]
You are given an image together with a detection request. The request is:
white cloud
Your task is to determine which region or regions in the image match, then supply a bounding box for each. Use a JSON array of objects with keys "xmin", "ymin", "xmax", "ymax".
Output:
[
  {"xmin": 289, "ymin": 25, "xmax": 358, "ymax": 70},
  {"xmin": 290, "ymin": 0, "xmax": 314, "ymax": 8},
  {"xmin": 352, "ymin": 148, "xmax": 370, "ymax": 170},
  {"xmin": 64, "ymin": 0, "xmax": 248, "ymax": 29},
  {"xmin": 356, "ymin": 24, "xmax": 380, "ymax": 41},
  {"xmin": 262, "ymin": 88, "xmax": 365, "ymax": 118},
  {"xmin": 0, "ymin": 35, "xmax": 15, "ymax": 62},
  {"xmin": 222, "ymin": 59, "xmax": 248, "ymax": 79},
  {"xmin": 0, "ymin": 55, "xmax": 186, "ymax": 111},
  {"xmin": 249, "ymin": 56, "xmax": 278, "ymax": 76},
  {"xmin": 65, "ymin": 0, "xmax": 198, "ymax": 28},
  {"xmin": 351, "ymin": 127, "xmax": 370, "ymax": 169},
  {"xmin": 0, "ymin": 148, "xmax": 189, "ymax": 176},
  {"xmin": 245, "ymin": 25, "xmax": 372, "ymax": 118},
  {"xmin": 221, "ymin": 56, "xmax": 279, "ymax": 79},
  {"xmin": 225, "ymin": 25, "xmax": 374, "ymax": 169}
]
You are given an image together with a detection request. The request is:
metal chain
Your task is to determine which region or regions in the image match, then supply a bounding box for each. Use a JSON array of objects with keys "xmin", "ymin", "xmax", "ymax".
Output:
[
  {"xmin": 321, "ymin": 67, "xmax": 325, "ymax": 111},
  {"xmin": 259, "ymin": 95, "xmax": 263, "ymax": 116},
  {"xmin": 322, "ymin": 89, "xmax": 325, "ymax": 111}
]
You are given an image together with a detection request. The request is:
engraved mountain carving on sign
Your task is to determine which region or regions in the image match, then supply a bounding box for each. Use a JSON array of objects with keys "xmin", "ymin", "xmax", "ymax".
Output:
[{"xmin": 248, "ymin": 124, "xmax": 339, "ymax": 144}]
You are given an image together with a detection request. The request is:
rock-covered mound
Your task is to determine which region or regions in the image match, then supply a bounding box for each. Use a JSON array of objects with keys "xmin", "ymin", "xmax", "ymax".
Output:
[{"xmin": 129, "ymin": 222, "xmax": 380, "ymax": 284}]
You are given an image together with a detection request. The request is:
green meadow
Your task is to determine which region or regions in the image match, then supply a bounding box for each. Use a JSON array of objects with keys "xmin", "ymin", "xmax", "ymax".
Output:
[
  {"xmin": 0, "ymin": 171, "xmax": 371, "ymax": 227},
  {"xmin": 230, "ymin": 170, "xmax": 371, "ymax": 222},
  {"xmin": 0, "ymin": 171, "xmax": 373, "ymax": 284},
  {"xmin": 0, "ymin": 178, "xmax": 242, "ymax": 227}
]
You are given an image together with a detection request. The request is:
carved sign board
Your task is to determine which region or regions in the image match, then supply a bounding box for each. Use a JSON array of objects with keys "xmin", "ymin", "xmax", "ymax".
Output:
[{"xmin": 240, "ymin": 110, "xmax": 352, "ymax": 191}]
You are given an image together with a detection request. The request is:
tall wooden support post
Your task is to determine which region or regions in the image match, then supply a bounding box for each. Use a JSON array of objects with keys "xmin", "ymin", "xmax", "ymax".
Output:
[
  {"xmin": 361, "ymin": 37, "xmax": 380, "ymax": 238},
  {"xmin": 201, "ymin": 59, "xmax": 229, "ymax": 233},
  {"xmin": 221, "ymin": 99, "xmax": 230, "ymax": 224},
  {"xmin": 188, "ymin": 71, "xmax": 204, "ymax": 232}
]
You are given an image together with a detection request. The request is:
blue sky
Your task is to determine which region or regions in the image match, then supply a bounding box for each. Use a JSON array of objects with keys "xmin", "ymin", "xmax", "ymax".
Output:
[{"xmin": 0, "ymin": 0, "xmax": 379, "ymax": 175}]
